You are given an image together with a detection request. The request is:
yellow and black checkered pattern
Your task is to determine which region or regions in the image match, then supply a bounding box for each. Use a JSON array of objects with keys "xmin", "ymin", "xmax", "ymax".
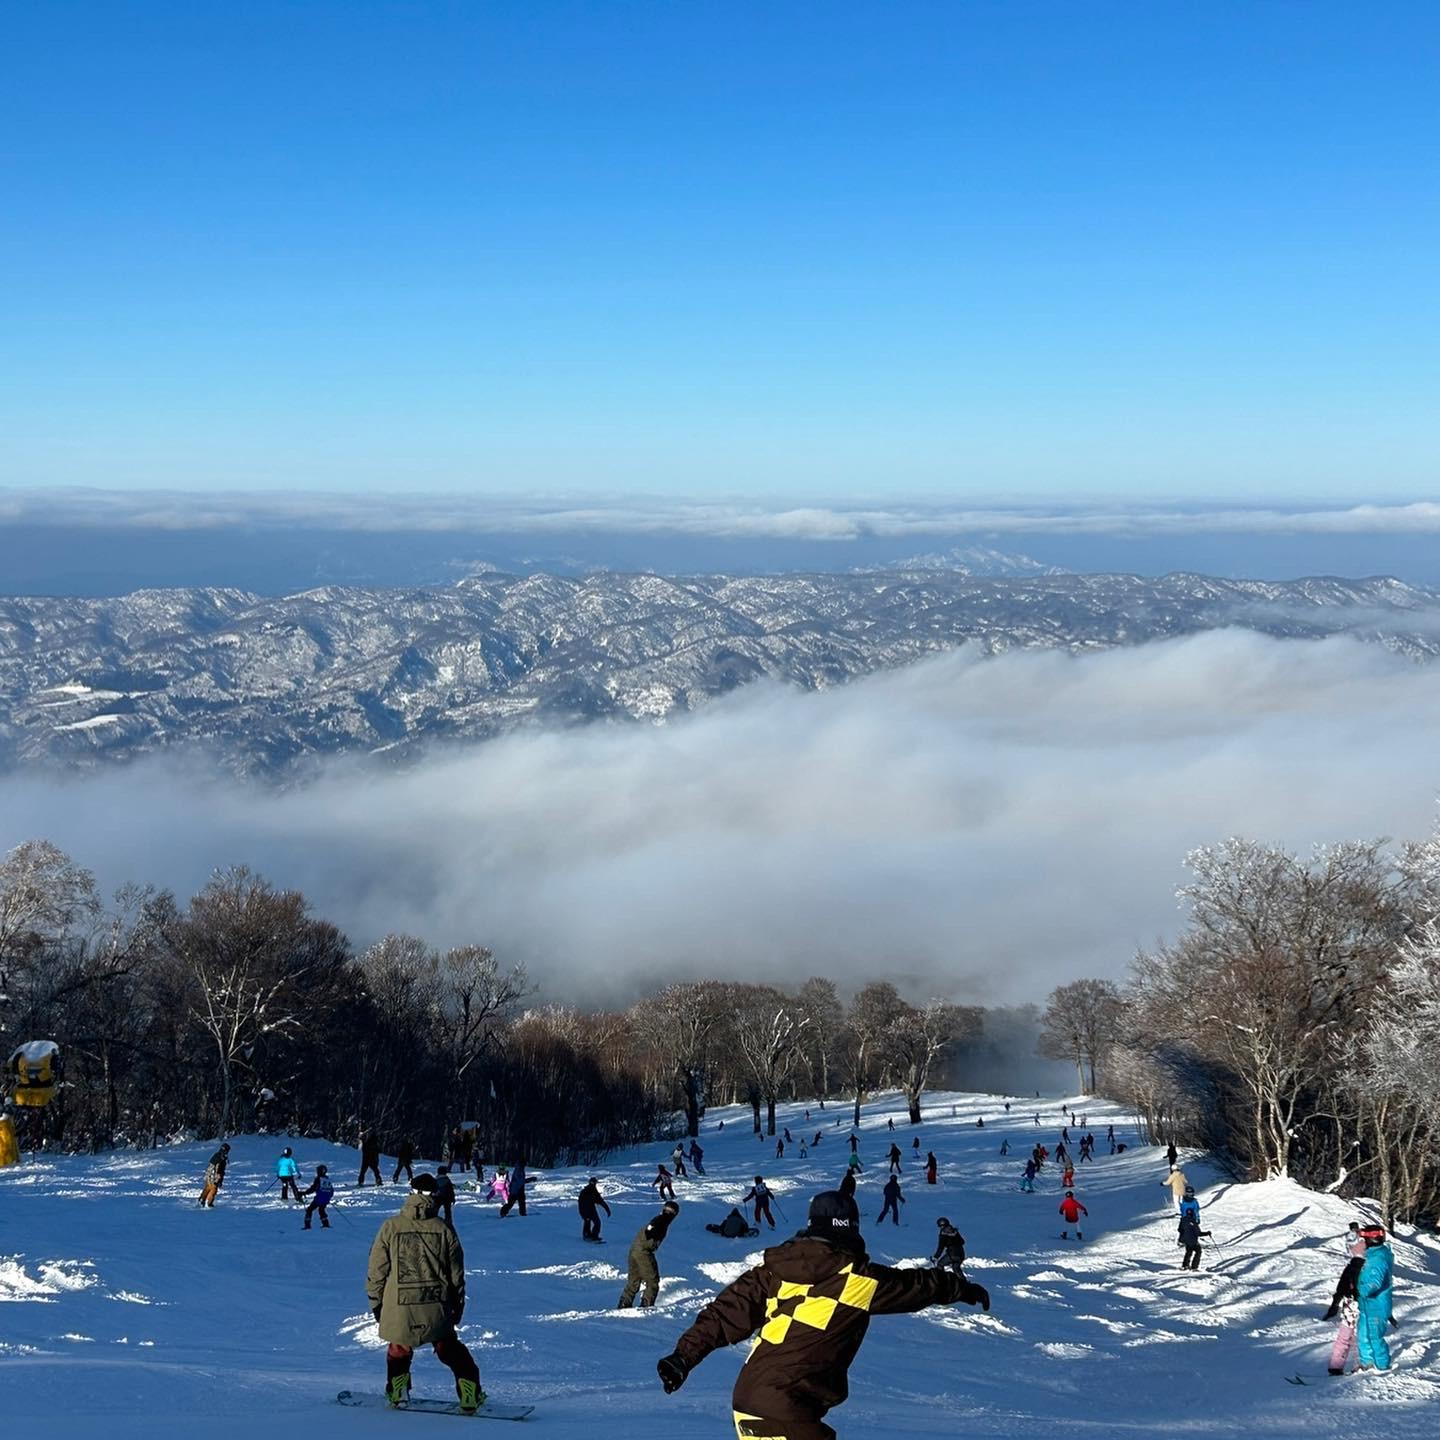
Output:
[{"xmin": 749, "ymin": 1264, "xmax": 878, "ymax": 1349}]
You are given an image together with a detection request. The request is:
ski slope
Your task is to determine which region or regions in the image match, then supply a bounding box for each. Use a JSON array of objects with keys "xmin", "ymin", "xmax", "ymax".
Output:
[{"xmin": 3, "ymin": 1092, "xmax": 1438, "ymax": 1437}]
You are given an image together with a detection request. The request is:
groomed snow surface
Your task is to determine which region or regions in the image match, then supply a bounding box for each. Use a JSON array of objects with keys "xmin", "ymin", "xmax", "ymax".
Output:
[{"xmin": 2, "ymin": 1091, "xmax": 1437, "ymax": 1436}]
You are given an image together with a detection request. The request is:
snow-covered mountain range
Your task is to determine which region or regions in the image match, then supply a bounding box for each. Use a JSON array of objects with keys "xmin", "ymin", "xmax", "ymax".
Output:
[{"xmin": 2, "ymin": 568, "xmax": 1436, "ymax": 775}]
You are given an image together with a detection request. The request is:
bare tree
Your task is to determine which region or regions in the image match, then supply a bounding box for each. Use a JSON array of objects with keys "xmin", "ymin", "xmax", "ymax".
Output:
[
  {"xmin": 846, "ymin": 982, "xmax": 907, "ymax": 1127},
  {"xmin": 797, "ymin": 977, "xmax": 844, "ymax": 1106},
  {"xmin": 731, "ymin": 985, "xmax": 810, "ymax": 1135},
  {"xmin": 631, "ymin": 981, "xmax": 727, "ymax": 1137},
  {"xmin": 1039, "ymin": 978, "xmax": 1125, "ymax": 1094},
  {"xmin": 887, "ymin": 1000, "xmax": 981, "ymax": 1124}
]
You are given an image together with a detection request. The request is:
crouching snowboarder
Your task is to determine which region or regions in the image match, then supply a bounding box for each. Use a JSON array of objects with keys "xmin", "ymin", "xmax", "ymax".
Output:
[
  {"xmin": 620, "ymin": 1200, "xmax": 680, "ymax": 1308},
  {"xmin": 366, "ymin": 1174, "xmax": 484, "ymax": 1413},
  {"xmin": 656, "ymin": 1189, "xmax": 990, "ymax": 1439},
  {"xmin": 933, "ymin": 1218, "xmax": 967, "ymax": 1275}
]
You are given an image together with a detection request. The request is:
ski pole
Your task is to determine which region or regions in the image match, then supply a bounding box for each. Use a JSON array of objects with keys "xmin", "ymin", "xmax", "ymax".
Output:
[{"xmin": 259, "ymin": 1176, "xmax": 278, "ymax": 1195}]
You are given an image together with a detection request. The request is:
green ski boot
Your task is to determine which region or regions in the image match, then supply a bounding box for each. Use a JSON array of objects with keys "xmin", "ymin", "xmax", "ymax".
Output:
[
  {"xmin": 457, "ymin": 1379, "xmax": 486, "ymax": 1415},
  {"xmin": 386, "ymin": 1374, "xmax": 412, "ymax": 1409}
]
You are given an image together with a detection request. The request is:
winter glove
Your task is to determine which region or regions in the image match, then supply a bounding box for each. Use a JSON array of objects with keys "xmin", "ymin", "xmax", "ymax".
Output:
[
  {"xmin": 657, "ymin": 1353, "xmax": 689, "ymax": 1394},
  {"xmin": 958, "ymin": 1280, "xmax": 991, "ymax": 1312}
]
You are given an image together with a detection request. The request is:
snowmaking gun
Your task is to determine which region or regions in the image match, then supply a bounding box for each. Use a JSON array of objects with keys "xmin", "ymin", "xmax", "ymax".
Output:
[{"xmin": 0, "ymin": 1039, "xmax": 62, "ymax": 1166}]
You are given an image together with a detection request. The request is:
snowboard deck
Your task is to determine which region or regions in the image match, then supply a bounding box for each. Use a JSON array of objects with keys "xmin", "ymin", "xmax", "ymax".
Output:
[{"xmin": 337, "ymin": 1391, "xmax": 533, "ymax": 1420}]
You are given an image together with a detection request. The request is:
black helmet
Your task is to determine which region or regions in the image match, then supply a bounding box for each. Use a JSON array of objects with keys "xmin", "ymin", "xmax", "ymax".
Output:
[
  {"xmin": 805, "ymin": 1190, "xmax": 863, "ymax": 1251},
  {"xmin": 412, "ymin": 1172, "xmax": 437, "ymax": 1194},
  {"xmin": 316, "ymin": 1164, "xmax": 328, "ymax": 1176},
  {"xmin": 282, "ymin": 1146, "xmax": 292, "ymax": 1156},
  {"xmin": 937, "ymin": 1216, "xmax": 951, "ymax": 1227}
]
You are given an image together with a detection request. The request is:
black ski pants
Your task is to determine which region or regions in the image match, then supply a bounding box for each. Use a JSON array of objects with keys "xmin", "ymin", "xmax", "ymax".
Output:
[
  {"xmin": 1182, "ymin": 1244, "xmax": 1202, "ymax": 1270},
  {"xmin": 877, "ymin": 1197, "xmax": 901, "ymax": 1226},
  {"xmin": 499, "ymin": 1189, "xmax": 526, "ymax": 1217},
  {"xmin": 582, "ymin": 1210, "xmax": 603, "ymax": 1241},
  {"xmin": 358, "ymin": 1160, "xmax": 383, "ymax": 1186},
  {"xmin": 280, "ymin": 1178, "xmax": 303, "ymax": 1202}
]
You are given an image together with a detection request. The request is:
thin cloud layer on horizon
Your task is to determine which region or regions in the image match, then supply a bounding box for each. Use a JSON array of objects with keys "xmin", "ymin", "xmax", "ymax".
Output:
[
  {"xmin": 0, "ymin": 631, "xmax": 1434, "ymax": 1008},
  {"xmin": 3, "ymin": 488, "xmax": 1440, "ymax": 543}
]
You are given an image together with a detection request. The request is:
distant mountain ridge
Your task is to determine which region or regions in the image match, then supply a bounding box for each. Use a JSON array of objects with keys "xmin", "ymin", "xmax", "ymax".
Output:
[{"xmin": 0, "ymin": 568, "xmax": 1435, "ymax": 776}]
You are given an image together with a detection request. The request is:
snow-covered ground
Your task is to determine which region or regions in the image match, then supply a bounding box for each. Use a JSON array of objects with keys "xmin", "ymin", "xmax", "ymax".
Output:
[{"xmin": 3, "ymin": 1091, "xmax": 1438, "ymax": 1436}]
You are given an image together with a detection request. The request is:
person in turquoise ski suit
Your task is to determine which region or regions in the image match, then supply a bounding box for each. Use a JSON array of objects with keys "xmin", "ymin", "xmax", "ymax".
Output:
[
  {"xmin": 277, "ymin": 1146, "xmax": 302, "ymax": 1202},
  {"xmin": 1355, "ymin": 1224, "xmax": 1394, "ymax": 1371}
]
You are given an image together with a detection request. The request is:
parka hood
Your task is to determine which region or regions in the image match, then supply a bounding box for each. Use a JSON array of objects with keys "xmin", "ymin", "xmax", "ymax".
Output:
[{"xmin": 766, "ymin": 1235, "xmax": 869, "ymax": 1282}]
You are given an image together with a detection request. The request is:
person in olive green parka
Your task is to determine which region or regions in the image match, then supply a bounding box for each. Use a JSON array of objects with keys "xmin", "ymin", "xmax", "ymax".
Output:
[
  {"xmin": 366, "ymin": 1174, "xmax": 484, "ymax": 1411},
  {"xmin": 619, "ymin": 1200, "xmax": 680, "ymax": 1308}
]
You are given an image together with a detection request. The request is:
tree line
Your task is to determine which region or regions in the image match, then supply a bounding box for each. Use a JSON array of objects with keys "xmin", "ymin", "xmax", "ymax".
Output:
[
  {"xmin": 1038, "ymin": 832, "xmax": 1440, "ymax": 1226},
  {"xmin": 0, "ymin": 841, "xmax": 988, "ymax": 1166}
]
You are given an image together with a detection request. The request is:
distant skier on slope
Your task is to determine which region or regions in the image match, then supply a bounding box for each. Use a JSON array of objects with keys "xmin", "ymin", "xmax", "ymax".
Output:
[
  {"xmin": 1020, "ymin": 1159, "xmax": 1037, "ymax": 1193},
  {"xmin": 925, "ymin": 1151, "xmax": 938, "ymax": 1185},
  {"xmin": 302, "ymin": 1164, "xmax": 334, "ymax": 1230},
  {"xmin": 367, "ymin": 1174, "xmax": 483, "ymax": 1413},
  {"xmin": 1059, "ymin": 1190, "xmax": 1087, "ymax": 1240},
  {"xmin": 498, "ymin": 1160, "xmax": 528, "ymax": 1217},
  {"xmin": 655, "ymin": 1188, "xmax": 990, "ymax": 1438},
  {"xmin": 358, "ymin": 1130, "xmax": 383, "ymax": 1187},
  {"xmin": 434, "ymin": 1165, "xmax": 457, "ymax": 1226},
  {"xmin": 619, "ymin": 1201, "xmax": 680, "ymax": 1308},
  {"xmin": 743, "ymin": 1176, "xmax": 777, "ymax": 1230},
  {"xmin": 392, "ymin": 1138, "xmax": 416, "ymax": 1186},
  {"xmin": 277, "ymin": 1146, "xmax": 302, "ymax": 1202},
  {"xmin": 198, "ymin": 1142, "xmax": 230, "ymax": 1208},
  {"xmin": 1177, "ymin": 1209, "xmax": 1209, "ymax": 1269},
  {"xmin": 653, "ymin": 1164, "xmax": 678, "ymax": 1202},
  {"xmin": 887, "ymin": 1143, "xmax": 902, "ymax": 1175},
  {"xmin": 876, "ymin": 1175, "xmax": 904, "ymax": 1227},
  {"xmin": 933, "ymin": 1218, "xmax": 966, "ymax": 1275},
  {"xmin": 1162, "ymin": 1166, "xmax": 1189, "ymax": 1211},
  {"xmin": 578, "ymin": 1177, "xmax": 612, "ymax": 1242}
]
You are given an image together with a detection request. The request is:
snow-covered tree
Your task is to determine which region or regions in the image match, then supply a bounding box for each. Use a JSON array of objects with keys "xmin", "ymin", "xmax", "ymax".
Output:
[{"xmin": 886, "ymin": 1000, "xmax": 981, "ymax": 1124}]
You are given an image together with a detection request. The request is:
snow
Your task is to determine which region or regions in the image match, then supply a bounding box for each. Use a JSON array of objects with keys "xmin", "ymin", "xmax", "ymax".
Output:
[
  {"xmin": 2, "ymin": 1091, "xmax": 1437, "ymax": 1436},
  {"xmin": 51, "ymin": 713, "xmax": 123, "ymax": 732}
]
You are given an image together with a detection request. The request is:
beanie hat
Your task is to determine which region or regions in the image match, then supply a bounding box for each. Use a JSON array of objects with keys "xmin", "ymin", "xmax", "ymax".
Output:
[
  {"xmin": 805, "ymin": 1190, "xmax": 863, "ymax": 1251},
  {"xmin": 412, "ymin": 1173, "xmax": 438, "ymax": 1194}
]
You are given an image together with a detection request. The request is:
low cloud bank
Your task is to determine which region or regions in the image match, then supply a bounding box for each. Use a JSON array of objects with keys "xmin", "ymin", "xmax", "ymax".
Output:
[
  {"xmin": 4, "ymin": 487, "xmax": 1440, "ymax": 543},
  {"xmin": 1, "ymin": 631, "xmax": 1434, "ymax": 1006}
]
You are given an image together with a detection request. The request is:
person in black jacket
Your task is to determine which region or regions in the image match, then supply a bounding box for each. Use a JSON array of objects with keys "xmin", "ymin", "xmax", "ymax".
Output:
[
  {"xmin": 434, "ymin": 1165, "xmax": 457, "ymax": 1226},
  {"xmin": 578, "ymin": 1178, "xmax": 612, "ymax": 1242},
  {"xmin": 499, "ymin": 1161, "xmax": 528, "ymax": 1217},
  {"xmin": 198, "ymin": 1142, "xmax": 230, "ymax": 1207},
  {"xmin": 707, "ymin": 1208, "xmax": 758, "ymax": 1239},
  {"xmin": 392, "ymin": 1138, "xmax": 416, "ymax": 1185},
  {"xmin": 1177, "ymin": 1209, "xmax": 1210, "ymax": 1270},
  {"xmin": 876, "ymin": 1175, "xmax": 904, "ymax": 1227},
  {"xmin": 657, "ymin": 1190, "xmax": 989, "ymax": 1439},
  {"xmin": 358, "ymin": 1130, "xmax": 383, "ymax": 1187},
  {"xmin": 933, "ymin": 1218, "xmax": 966, "ymax": 1274},
  {"xmin": 742, "ymin": 1177, "xmax": 776, "ymax": 1230}
]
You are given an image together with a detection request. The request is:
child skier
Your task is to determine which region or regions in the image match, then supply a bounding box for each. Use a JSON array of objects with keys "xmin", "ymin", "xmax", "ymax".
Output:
[
  {"xmin": 1323, "ymin": 1256, "xmax": 1364, "ymax": 1374},
  {"xmin": 1059, "ymin": 1190, "xmax": 1087, "ymax": 1239},
  {"xmin": 654, "ymin": 1164, "xmax": 678, "ymax": 1202},
  {"xmin": 742, "ymin": 1176, "xmax": 776, "ymax": 1229},
  {"xmin": 302, "ymin": 1164, "xmax": 335, "ymax": 1229},
  {"xmin": 277, "ymin": 1146, "xmax": 302, "ymax": 1202},
  {"xmin": 1355, "ymin": 1224, "xmax": 1394, "ymax": 1371},
  {"xmin": 434, "ymin": 1165, "xmax": 457, "ymax": 1226},
  {"xmin": 925, "ymin": 1151, "xmax": 938, "ymax": 1185},
  {"xmin": 1177, "ymin": 1208, "xmax": 1210, "ymax": 1269},
  {"xmin": 672, "ymin": 1143, "xmax": 688, "ymax": 1178},
  {"xmin": 1021, "ymin": 1159, "xmax": 1037, "ymax": 1192},
  {"xmin": 485, "ymin": 1168, "xmax": 510, "ymax": 1206}
]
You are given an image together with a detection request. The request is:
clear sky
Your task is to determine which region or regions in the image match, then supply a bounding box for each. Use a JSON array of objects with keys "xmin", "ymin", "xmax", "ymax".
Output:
[{"xmin": 2, "ymin": 1, "xmax": 1436, "ymax": 500}]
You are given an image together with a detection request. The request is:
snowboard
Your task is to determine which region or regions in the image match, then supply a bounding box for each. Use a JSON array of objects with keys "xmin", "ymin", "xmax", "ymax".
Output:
[{"xmin": 337, "ymin": 1391, "xmax": 534, "ymax": 1420}]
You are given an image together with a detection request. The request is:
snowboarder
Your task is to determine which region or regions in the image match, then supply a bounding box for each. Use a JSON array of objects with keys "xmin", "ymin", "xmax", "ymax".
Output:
[
  {"xmin": 799, "ymin": 1141, "xmax": 809, "ymax": 1159},
  {"xmin": 887, "ymin": 1143, "xmax": 902, "ymax": 1175},
  {"xmin": 1323, "ymin": 1255, "xmax": 1364, "ymax": 1374},
  {"xmin": 1355, "ymin": 1224, "xmax": 1394, "ymax": 1371},
  {"xmin": 707, "ymin": 1207, "xmax": 758, "ymax": 1239},
  {"xmin": 1161, "ymin": 1166, "xmax": 1189, "ymax": 1211},
  {"xmin": 999, "ymin": 1138, "xmax": 1009, "ymax": 1156},
  {"xmin": 277, "ymin": 1146, "xmax": 302, "ymax": 1202},
  {"xmin": 392, "ymin": 1138, "xmax": 416, "ymax": 1186},
  {"xmin": 743, "ymin": 1176, "xmax": 776, "ymax": 1229},
  {"xmin": 578, "ymin": 1177, "xmax": 611, "ymax": 1241},
  {"xmin": 198, "ymin": 1142, "xmax": 230, "ymax": 1208},
  {"xmin": 933, "ymin": 1218, "xmax": 966, "ymax": 1274},
  {"xmin": 655, "ymin": 1189, "xmax": 990, "ymax": 1437},
  {"xmin": 498, "ymin": 1160, "xmax": 528, "ymax": 1217},
  {"xmin": 358, "ymin": 1130, "xmax": 383, "ymax": 1187},
  {"xmin": 1059, "ymin": 1190, "xmax": 1087, "ymax": 1240},
  {"xmin": 887, "ymin": 1117, "xmax": 895, "ymax": 1132},
  {"xmin": 975, "ymin": 1117, "xmax": 985, "ymax": 1129},
  {"xmin": 1020, "ymin": 1159, "xmax": 1036, "ymax": 1193},
  {"xmin": 434, "ymin": 1166, "xmax": 457, "ymax": 1226},
  {"xmin": 877, "ymin": 1174, "xmax": 904, "ymax": 1226},
  {"xmin": 302, "ymin": 1164, "xmax": 334, "ymax": 1229},
  {"xmin": 925, "ymin": 1151, "xmax": 937, "ymax": 1185},
  {"xmin": 653, "ymin": 1164, "xmax": 678, "ymax": 1202},
  {"xmin": 619, "ymin": 1201, "xmax": 680, "ymax": 1308},
  {"xmin": 1177, "ymin": 1209, "xmax": 1209, "ymax": 1270},
  {"xmin": 367, "ymin": 1174, "xmax": 483, "ymax": 1413}
]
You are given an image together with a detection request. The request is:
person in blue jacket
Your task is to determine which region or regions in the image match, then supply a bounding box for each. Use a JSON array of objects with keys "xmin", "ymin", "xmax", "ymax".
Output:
[
  {"xmin": 277, "ymin": 1146, "xmax": 302, "ymax": 1202},
  {"xmin": 1178, "ymin": 1185, "xmax": 1200, "ymax": 1223},
  {"xmin": 1020, "ymin": 1158, "xmax": 1037, "ymax": 1193},
  {"xmin": 1355, "ymin": 1223, "xmax": 1394, "ymax": 1371}
]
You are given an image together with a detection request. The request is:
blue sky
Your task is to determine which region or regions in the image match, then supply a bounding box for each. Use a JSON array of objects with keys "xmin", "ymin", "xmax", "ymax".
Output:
[{"xmin": 2, "ymin": 1, "xmax": 1436, "ymax": 500}]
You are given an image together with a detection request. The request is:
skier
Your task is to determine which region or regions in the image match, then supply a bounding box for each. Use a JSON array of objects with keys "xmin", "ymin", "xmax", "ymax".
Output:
[
  {"xmin": 784, "ymin": 1128, "xmax": 794, "ymax": 1145},
  {"xmin": 1323, "ymin": 1255, "xmax": 1364, "ymax": 1374},
  {"xmin": 499, "ymin": 1160, "xmax": 528, "ymax": 1217},
  {"xmin": 578, "ymin": 1177, "xmax": 611, "ymax": 1241},
  {"xmin": 619, "ymin": 1200, "xmax": 680, "ymax": 1308},
  {"xmin": 707, "ymin": 1207, "xmax": 758, "ymax": 1239},
  {"xmin": 1004, "ymin": 1101, "xmax": 1011, "ymax": 1113},
  {"xmin": 1106, "ymin": 1125, "xmax": 1114, "ymax": 1144},
  {"xmin": 776, "ymin": 1138, "xmax": 785, "ymax": 1159},
  {"xmin": 653, "ymin": 1164, "xmax": 678, "ymax": 1202},
  {"xmin": 887, "ymin": 1117, "xmax": 895, "ymax": 1132},
  {"xmin": 1033, "ymin": 1112, "xmax": 1041, "ymax": 1126},
  {"xmin": 846, "ymin": 1151, "xmax": 864, "ymax": 1177},
  {"xmin": 392, "ymin": 1138, "xmax": 416, "ymax": 1186},
  {"xmin": 1355, "ymin": 1224, "xmax": 1394, "ymax": 1371},
  {"xmin": 1055, "ymin": 1142, "xmax": 1069, "ymax": 1166},
  {"xmin": 1059, "ymin": 1190, "xmax": 1087, "ymax": 1240},
  {"xmin": 812, "ymin": 1131, "xmax": 823, "ymax": 1148},
  {"xmin": 849, "ymin": 1133, "xmax": 859, "ymax": 1155},
  {"xmin": 1161, "ymin": 1166, "xmax": 1189, "ymax": 1211},
  {"xmin": 655, "ymin": 1188, "xmax": 991, "ymax": 1437},
  {"xmin": 358, "ymin": 1130, "xmax": 383, "ymax": 1187},
  {"xmin": 277, "ymin": 1146, "xmax": 302, "ymax": 1202},
  {"xmin": 198, "ymin": 1142, "xmax": 230, "ymax": 1208},
  {"xmin": 743, "ymin": 1176, "xmax": 776, "ymax": 1230},
  {"xmin": 484, "ymin": 1168, "xmax": 509, "ymax": 1206},
  {"xmin": 1178, "ymin": 1186, "xmax": 1200, "ymax": 1224},
  {"xmin": 887, "ymin": 1143, "xmax": 902, "ymax": 1175},
  {"xmin": 1061, "ymin": 1126, "xmax": 1070, "ymax": 1144},
  {"xmin": 1343, "ymin": 1221, "xmax": 1365, "ymax": 1258},
  {"xmin": 912, "ymin": 1136, "xmax": 920, "ymax": 1155},
  {"xmin": 672, "ymin": 1143, "xmax": 688, "ymax": 1179},
  {"xmin": 1177, "ymin": 1208, "xmax": 1209, "ymax": 1270},
  {"xmin": 925, "ymin": 1151, "xmax": 937, "ymax": 1185},
  {"xmin": 302, "ymin": 1164, "xmax": 334, "ymax": 1230},
  {"xmin": 933, "ymin": 1218, "xmax": 967, "ymax": 1274},
  {"xmin": 999, "ymin": 1138, "xmax": 1009, "ymax": 1156},
  {"xmin": 434, "ymin": 1165, "xmax": 457, "ymax": 1226},
  {"xmin": 690, "ymin": 1141, "xmax": 706, "ymax": 1176},
  {"xmin": 799, "ymin": 1141, "xmax": 809, "ymax": 1159},
  {"xmin": 1165, "ymin": 1141, "xmax": 1179, "ymax": 1169},
  {"xmin": 367, "ymin": 1174, "xmax": 483, "ymax": 1413},
  {"xmin": 877, "ymin": 1174, "xmax": 904, "ymax": 1226},
  {"xmin": 1020, "ymin": 1159, "xmax": 1036, "ymax": 1193},
  {"xmin": 975, "ymin": 1117, "xmax": 984, "ymax": 1129},
  {"xmin": 1061, "ymin": 1161, "xmax": 1075, "ymax": 1189}
]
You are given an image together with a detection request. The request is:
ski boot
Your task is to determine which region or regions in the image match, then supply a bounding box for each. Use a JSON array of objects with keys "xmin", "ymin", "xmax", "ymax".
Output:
[
  {"xmin": 457, "ymin": 1378, "xmax": 486, "ymax": 1415},
  {"xmin": 386, "ymin": 1374, "xmax": 412, "ymax": 1409}
]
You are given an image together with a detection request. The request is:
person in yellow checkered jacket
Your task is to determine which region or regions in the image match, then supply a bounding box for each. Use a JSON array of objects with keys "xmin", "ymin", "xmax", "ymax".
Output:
[{"xmin": 657, "ymin": 1188, "xmax": 990, "ymax": 1440}]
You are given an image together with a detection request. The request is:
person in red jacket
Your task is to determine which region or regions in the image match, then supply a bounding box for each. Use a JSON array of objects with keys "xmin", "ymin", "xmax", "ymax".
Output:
[{"xmin": 1059, "ymin": 1190, "xmax": 1087, "ymax": 1240}]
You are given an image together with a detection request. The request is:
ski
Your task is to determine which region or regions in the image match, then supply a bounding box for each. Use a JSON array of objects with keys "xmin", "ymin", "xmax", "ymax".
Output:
[{"xmin": 337, "ymin": 1391, "xmax": 534, "ymax": 1420}]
